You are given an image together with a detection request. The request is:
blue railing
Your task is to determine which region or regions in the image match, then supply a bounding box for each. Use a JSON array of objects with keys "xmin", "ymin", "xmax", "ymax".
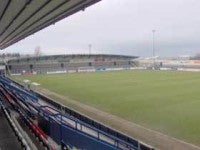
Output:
[{"xmin": 39, "ymin": 105, "xmax": 140, "ymax": 150}]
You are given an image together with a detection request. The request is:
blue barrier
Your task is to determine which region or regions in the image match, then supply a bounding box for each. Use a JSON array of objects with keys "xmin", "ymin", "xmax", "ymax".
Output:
[
  {"xmin": 49, "ymin": 118, "xmax": 62, "ymax": 144},
  {"xmin": 38, "ymin": 107, "xmax": 124, "ymax": 150},
  {"xmin": 38, "ymin": 105, "xmax": 140, "ymax": 150},
  {"xmin": 0, "ymin": 76, "xmax": 38, "ymax": 102},
  {"xmin": 61, "ymin": 123, "xmax": 122, "ymax": 150}
]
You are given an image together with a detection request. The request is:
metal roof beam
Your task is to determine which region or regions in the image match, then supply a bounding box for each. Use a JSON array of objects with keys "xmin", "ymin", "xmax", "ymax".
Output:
[
  {"xmin": 0, "ymin": 0, "xmax": 32, "ymax": 36},
  {"xmin": 0, "ymin": 0, "xmax": 11, "ymax": 22},
  {"xmin": 0, "ymin": 0, "xmax": 51, "ymax": 44}
]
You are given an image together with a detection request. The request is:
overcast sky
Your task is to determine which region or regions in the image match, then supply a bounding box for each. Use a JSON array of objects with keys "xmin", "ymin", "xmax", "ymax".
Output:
[{"xmin": 2, "ymin": 0, "xmax": 200, "ymax": 57}]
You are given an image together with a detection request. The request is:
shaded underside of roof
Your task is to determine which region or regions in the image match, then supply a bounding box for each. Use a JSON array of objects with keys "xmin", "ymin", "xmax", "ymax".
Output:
[
  {"xmin": 8, "ymin": 54, "xmax": 138, "ymax": 63},
  {"xmin": 0, "ymin": 0, "xmax": 101, "ymax": 50}
]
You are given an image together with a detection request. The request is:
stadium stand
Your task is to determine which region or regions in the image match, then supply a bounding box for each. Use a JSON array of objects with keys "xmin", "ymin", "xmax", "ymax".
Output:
[{"xmin": 6, "ymin": 54, "xmax": 138, "ymax": 75}]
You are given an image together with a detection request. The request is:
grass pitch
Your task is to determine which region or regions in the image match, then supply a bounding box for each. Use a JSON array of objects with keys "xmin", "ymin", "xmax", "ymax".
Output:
[{"xmin": 13, "ymin": 70, "xmax": 200, "ymax": 145}]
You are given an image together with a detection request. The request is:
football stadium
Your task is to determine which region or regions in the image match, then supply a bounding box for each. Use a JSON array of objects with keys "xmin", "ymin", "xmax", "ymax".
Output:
[{"xmin": 0, "ymin": 1, "xmax": 200, "ymax": 150}]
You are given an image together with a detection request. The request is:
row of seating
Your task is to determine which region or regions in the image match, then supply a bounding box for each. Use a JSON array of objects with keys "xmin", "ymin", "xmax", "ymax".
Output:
[{"xmin": 8, "ymin": 61, "xmax": 136, "ymax": 74}]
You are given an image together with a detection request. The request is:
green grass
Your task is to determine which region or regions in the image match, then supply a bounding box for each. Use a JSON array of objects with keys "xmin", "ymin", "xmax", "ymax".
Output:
[{"xmin": 13, "ymin": 70, "xmax": 200, "ymax": 145}]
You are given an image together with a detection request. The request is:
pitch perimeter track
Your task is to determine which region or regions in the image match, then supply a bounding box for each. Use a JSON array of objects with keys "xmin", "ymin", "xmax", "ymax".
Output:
[{"xmin": 33, "ymin": 87, "xmax": 200, "ymax": 150}]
